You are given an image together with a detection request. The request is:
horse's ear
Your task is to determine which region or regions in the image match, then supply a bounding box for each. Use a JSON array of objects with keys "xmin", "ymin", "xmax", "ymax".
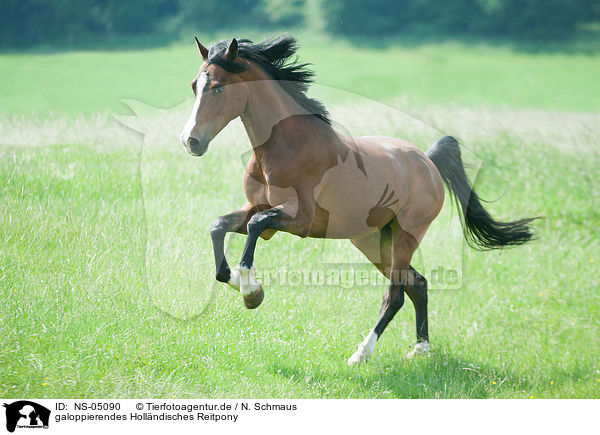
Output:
[
  {"xmin": 195, "ymin": 36, "xmax": 208, "ymax": 60},
  {"xmin": 225, "ymin": 38, "xmax": 238, "ymax": 61}
]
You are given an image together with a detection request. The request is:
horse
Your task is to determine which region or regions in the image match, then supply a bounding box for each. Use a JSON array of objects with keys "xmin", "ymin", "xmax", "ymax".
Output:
[{"xmin": 179, "ymin": 35, "xmax": 536, "ymax": 364}]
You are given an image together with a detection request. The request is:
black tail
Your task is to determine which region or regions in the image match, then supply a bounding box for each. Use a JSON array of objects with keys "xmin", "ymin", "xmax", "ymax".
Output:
[{"xmin": 426, "ymin": 136, "xmax": 536, "ymax": 250}]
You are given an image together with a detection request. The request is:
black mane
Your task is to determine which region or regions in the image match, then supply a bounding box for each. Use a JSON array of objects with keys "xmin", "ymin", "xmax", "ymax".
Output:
[{"xmin": 207, "ymin": 35, "xmax": 331, "ymax": 125}]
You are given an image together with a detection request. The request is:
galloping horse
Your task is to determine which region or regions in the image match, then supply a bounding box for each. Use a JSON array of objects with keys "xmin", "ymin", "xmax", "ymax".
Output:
[{"xmin": 179, "ymin": 35, "xmax": 535, "ymax": 364}]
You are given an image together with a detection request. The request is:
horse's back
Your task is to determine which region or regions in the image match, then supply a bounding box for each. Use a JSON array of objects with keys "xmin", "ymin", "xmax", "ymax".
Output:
[{"xmin": 355, "ymin": 135, "xmax": 443, "ymax": 195}]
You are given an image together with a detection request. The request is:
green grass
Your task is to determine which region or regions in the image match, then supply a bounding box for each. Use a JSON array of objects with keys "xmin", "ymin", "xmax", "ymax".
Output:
[
  {"xmin": 0, "ymin": 37, "xmax": 599, "ymax": 398},
  {"xmin": 0, "ymin": 33, "xmax": 598, "ymax": 117}
]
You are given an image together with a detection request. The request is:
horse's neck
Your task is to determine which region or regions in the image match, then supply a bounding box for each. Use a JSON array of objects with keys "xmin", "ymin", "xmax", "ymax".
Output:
[{"xmin": 240, "ymin": 79, "xmax": 334, "ymax": 152}]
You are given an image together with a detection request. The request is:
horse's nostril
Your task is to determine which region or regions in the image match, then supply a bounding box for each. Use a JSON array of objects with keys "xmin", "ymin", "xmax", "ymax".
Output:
[
  {"xmin": 187, "ymin": 137, "xmax": 200, "ymax": 149},
  {"xmin": 186, "ymin": 136, "xmax": 208, "ymax": 156}
]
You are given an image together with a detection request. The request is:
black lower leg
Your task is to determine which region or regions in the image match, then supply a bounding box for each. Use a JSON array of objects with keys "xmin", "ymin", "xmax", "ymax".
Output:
[
  {"xmin": 373, "ymin": 283, "xmax": 405, "ymax": 337},
  {"xmin": 239, "ymin": 209, "xmax": 281, "ymax": 269},
  {"xmin": 210, "ymin": 210, "xmax": 252, "ymax": 283},
  {"xmin": 405, "ymin": 266, "xmax": 428, "ymax": 342},
  {"xmin": 210, "ymin": 222, "xmax": 232, "ymax": 283}
]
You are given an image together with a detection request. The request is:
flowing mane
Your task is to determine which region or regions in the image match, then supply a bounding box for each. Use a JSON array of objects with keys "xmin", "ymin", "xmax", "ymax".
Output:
[{"xmin": 207, "ymin": 35, "xmax": 331, "ymax": 125}]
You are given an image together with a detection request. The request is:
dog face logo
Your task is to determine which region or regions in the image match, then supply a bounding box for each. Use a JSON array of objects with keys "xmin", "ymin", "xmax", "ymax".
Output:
[{"xmin": 3, "ymin": 401, "xmax": 50, "ymax": 432}]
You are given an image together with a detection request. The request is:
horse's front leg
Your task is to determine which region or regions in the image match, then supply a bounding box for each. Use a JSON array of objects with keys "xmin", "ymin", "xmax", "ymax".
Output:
[
  {"xmin": 237, "ymin": 203, "xmax": 311, "ymax": 309},
  {"xmin": 209, "ymin": 203, "xmax": 257, "ymax": 291}
]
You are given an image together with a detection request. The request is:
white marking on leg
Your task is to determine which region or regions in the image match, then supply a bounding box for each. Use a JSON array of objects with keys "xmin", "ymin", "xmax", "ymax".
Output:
[
  {"xmin": 180, "ymin": 72, "xmax": 208, "ymax": 146},
  {"xmin": 238, "ymin": 266, "xmax": 261, "ymax": 296},
  {"xmin": 227, "ymin": 269, "xmax": 240, "ymax": 291},
  {"xmin": 406, "ymin": 340, "xmax": 431, "ymax": 359},
  {"xmin": 347, "ymin": 330, "xmax": 378, "ymax": 365}
]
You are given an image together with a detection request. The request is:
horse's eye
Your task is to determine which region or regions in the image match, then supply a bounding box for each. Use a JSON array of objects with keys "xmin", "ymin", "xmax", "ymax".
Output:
[{"xmin": 212, "ymin": 86, "xmax": 224, "ymax": 95}]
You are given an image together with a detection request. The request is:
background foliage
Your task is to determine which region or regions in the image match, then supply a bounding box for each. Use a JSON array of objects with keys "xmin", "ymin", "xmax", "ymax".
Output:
[
  {"xmin": 1, "ymin": 0, "xmax": 599, "ymax": 48},
  {"xmin": 324, "ymin": 0, "xmax": 600, "ymax": 39}
]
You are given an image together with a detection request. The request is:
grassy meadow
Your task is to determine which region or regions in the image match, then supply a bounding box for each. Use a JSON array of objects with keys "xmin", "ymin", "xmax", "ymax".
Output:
[{"xmin": 0, "ymin": 35, "xmax": 599, "ymax": 399}]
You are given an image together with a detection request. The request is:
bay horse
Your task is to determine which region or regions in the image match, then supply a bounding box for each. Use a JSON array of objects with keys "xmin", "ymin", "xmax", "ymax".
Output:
[{"xmin": 179, "ymin": 35, "xmax": 535, "ymax": 364}]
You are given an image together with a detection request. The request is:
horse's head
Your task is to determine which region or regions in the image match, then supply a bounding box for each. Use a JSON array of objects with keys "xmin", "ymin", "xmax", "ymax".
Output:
[{"xmin": 180, "ymin": 37, "xmax": 250, "ymax": 157}]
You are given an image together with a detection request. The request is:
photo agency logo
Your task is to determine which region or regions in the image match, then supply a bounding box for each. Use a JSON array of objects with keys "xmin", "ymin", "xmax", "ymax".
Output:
[
  {"xmin": 116, "ymin": 80, "xmax": 483, "ymax": 319},
  {"xmin": 3, "ymin": 401, "xmax": 50, "ymax": 432}
]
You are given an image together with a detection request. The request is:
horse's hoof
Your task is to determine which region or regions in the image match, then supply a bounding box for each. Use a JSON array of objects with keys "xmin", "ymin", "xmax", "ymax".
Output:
[
  {"xmin": 406, "ymin": 340, "xmax": 431, "ymax": 359},
  {"xmin": 347, "ymin": 344, "xmax": 370, "ymax": 365},
  {"xmin": 242, "ymin": 286, "xmax": 264, "ymax": 309},
  {"xmin": 239, "ymin": 267, "xmax": 263, "ymax": 308}
]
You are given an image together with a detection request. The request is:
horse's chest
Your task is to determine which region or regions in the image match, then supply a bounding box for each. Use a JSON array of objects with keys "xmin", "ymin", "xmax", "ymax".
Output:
[{"xmin": 242, "ymin": 166, "xmax": 269, "ymax": 205}]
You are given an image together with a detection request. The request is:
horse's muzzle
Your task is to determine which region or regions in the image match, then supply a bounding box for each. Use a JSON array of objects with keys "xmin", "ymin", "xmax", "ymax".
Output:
[{"xmin": 187, "ymin": 136, "xmax": 209, "ymax": 156}]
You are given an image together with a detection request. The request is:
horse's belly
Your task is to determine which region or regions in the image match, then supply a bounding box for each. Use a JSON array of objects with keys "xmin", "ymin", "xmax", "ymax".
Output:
[{"xmin": 312, "ymin": 206, "xmax": 387, "ymax": 239}]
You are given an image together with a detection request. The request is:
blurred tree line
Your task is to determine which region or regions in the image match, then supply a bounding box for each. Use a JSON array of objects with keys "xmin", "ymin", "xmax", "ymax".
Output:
[
  {"xmin": 325, "ymin": 0, "xmax": 600, "ymax": 39},
  {"xmin": 1, "ymin": 0, "xmax": 598, "ymax": 47}
]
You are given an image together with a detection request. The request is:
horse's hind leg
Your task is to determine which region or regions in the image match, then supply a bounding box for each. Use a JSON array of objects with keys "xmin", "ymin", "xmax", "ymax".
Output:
[
  {"xmin": 404, "ymin": 267, "xmax": 431, "ymax": 358},
  {"xmin": 348, "ymin": 220, "xmax": 420, "ymax": 364},
  {"xmin": 350, "ymin": 222, "xmax": 392, "ymax": 276}
]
